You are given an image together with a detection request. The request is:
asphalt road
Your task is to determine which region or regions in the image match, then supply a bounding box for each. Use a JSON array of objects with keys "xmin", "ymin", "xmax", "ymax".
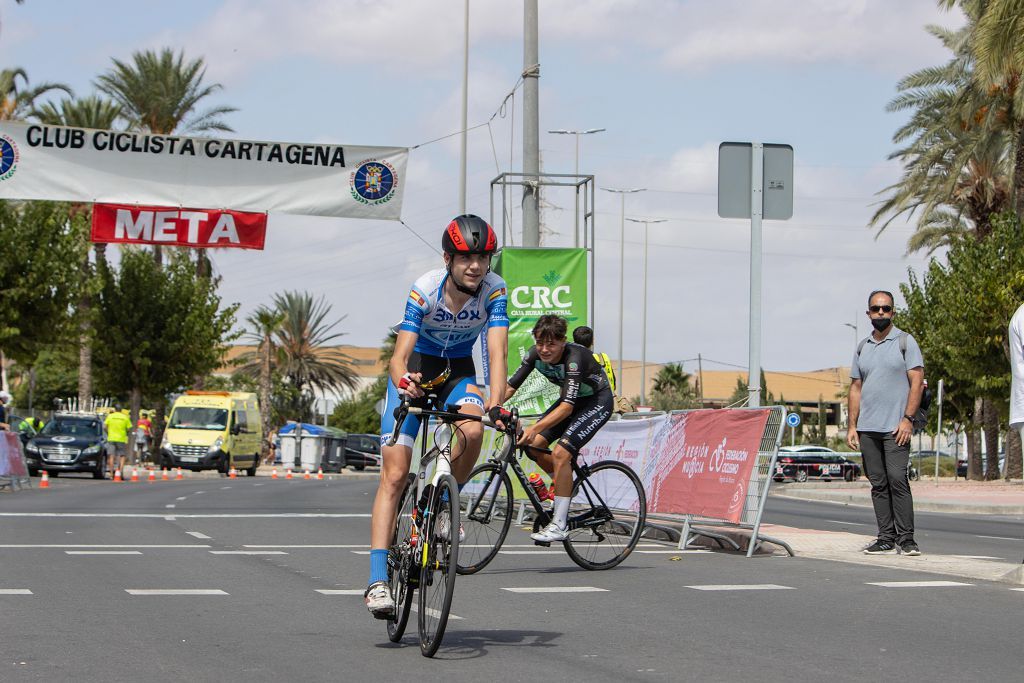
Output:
[
  {"xmin": 2, "ymin": 475, "xmax": 1022, "ymax": 682},
  {"xmin": 764, "ymin": 495, "xmax": 1024, "ymax": 560}
]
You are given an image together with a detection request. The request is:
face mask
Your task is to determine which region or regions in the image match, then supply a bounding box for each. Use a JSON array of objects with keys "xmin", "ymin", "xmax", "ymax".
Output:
[{"xmin": 871, "ymin": 317, "xmax": 892, "ymax": 332}]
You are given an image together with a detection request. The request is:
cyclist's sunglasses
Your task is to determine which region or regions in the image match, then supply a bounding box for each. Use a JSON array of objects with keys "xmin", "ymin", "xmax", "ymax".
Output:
[{"xmin": 418, "ymin": 364, "xmax": 451, "ymax": 390}]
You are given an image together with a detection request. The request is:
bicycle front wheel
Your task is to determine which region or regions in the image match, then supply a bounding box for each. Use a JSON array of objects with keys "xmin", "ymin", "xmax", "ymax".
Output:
[
  {"xmin": 418, "ymin": 473, "xmax": 459, "ymax": 657},
  {"xmin": 457, "ymin": 462, "xmax": 513, "ymax": 575},
  {"xmin": 563, "ymin": 460, "xmax": 647, "ymax": 570},
  {"xmin": 386, "ymin": 474, "xmax": 416, "ymax": 643}
]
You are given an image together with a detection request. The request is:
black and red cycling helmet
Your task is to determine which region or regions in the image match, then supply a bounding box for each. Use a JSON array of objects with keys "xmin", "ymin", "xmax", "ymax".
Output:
[{"xmin": 442, "ymin": 214, "xmax": 498, "ymax": 256}]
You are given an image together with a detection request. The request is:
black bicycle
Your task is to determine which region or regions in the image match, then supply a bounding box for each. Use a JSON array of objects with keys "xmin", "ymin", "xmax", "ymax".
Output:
[
  {"xmin": 384, "ymin": 395, "xmax": 490, "ymax": 657},
  {"xmin": 457, "ymin": 407, "xmax": 647, "ymax": 574}
]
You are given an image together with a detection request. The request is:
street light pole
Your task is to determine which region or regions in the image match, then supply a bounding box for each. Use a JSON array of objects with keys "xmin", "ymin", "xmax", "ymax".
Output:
[
  {"xmin": 602, "ymin": 187, "xmax": 644, "ymax": 398},
  {"xmin": 627, "ymin": 217, "xmax": 666, "ymax": 406},
  {"xmin": 843, "ymin": 320, "xmax": 858, "ymax": 351},
  {"xmin": 549, "ymin": 128, "xmax": 605, "ymax": 247}
]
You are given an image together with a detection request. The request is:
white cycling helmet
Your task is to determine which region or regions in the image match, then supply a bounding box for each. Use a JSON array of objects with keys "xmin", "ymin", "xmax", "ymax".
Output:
[{"xmin": 0, "ymin": 390, "xmax": 11, "ymax": 403}]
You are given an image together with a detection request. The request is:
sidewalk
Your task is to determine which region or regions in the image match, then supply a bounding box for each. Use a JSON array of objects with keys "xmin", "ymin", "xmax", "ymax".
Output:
[{"xmin": 771, "ymin": 480, "xmax": 1024, "ymax": 515}]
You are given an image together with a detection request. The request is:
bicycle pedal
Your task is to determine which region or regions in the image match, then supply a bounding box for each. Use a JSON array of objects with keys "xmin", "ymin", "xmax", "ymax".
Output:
[{"xmin": 533, "ymin": 540, "xmax": 552, "ymax": 548}]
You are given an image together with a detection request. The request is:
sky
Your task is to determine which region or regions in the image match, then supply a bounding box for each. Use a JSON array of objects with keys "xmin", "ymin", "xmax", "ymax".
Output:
[{"xmin": 0, "ymin": 0, "xmax": 966, "ymax": 376}]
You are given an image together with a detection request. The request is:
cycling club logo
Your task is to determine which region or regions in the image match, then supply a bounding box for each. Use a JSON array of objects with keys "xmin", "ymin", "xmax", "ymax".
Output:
[
  {"xmin": 350, "ymin": 158, "xmax": 397, "ymax": 206},
  {"xmin": 0, "ymin": 134, "xmax": 20, "ymax": 182}
]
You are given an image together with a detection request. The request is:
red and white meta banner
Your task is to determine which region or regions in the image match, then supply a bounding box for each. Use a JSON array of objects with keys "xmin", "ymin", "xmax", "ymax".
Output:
[{"xmin": 91, "ymin": 203, "xmax": 267, "ymax": 250}]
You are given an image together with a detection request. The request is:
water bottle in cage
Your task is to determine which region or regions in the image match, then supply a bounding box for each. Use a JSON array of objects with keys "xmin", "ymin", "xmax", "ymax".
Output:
[{"xmin": 528, "ymin": 472, "xmax": 553, "ymax": 502}]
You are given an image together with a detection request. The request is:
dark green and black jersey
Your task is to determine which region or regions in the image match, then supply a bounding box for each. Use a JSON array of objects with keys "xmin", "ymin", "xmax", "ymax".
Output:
[{"xmin": 508, "ymin": 342, "xmax": 611, "ymax": 405}]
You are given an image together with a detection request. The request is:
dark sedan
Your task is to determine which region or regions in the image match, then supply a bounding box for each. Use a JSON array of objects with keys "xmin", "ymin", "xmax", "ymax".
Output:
[
  {"xmin": 24, "ymin": 415, "xmax": 107, "ymax": 479},
  {"xmin": 773, "ymin": 446, "xmax": 861, "ymax": 483},
  {"xmin": 344, "ymin": 433, "xmax": 381, "ymax": 470}
]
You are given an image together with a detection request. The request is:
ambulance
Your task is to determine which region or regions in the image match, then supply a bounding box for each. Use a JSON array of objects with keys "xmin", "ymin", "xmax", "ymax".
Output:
[{"xmin": 160, "ymin": 391, "xmax": 262, "ymax": 475}]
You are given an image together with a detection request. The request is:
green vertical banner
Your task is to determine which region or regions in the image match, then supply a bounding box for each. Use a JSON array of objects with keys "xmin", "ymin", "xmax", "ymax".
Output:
[{"xmin": 494, "ymin": 247, "xmax": 589, "ymax": 415}]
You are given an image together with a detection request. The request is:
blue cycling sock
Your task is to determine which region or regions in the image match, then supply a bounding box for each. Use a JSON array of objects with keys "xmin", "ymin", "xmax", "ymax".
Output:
[
  {"xmin": 440, "ymin": 481, "xmax": 466, "ymax": 504},
  {"xmin": 369, "ymin": 548, "xmax": 389, "ymax": 585}
]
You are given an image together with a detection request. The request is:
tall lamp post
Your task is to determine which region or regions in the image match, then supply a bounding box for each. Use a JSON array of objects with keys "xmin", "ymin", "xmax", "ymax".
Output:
[
  {"xmin": 601, "ymin": 187, "xmax": 645, "ymax": 398},
  {"xmin": 626, "ymin": 217, "xmax": 666, "ymax": 405},
  {"xmin": 549, "ymin": 128, "xmax": 605, "ymax": 246},
  {"xmin": 843, "ymin": 320, "xmax": 858, "ymax": 350}
]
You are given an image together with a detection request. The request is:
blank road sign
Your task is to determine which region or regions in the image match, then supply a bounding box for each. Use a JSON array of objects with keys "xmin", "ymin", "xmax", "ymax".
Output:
[{"xmin": 718, "ymin": 142, "xmax": 794, "ymax": 220}]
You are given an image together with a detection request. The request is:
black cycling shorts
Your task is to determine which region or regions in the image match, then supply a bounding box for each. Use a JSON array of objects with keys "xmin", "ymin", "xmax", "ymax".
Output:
[{"xmin": 538, "ymin": 389, "xmax": 613, "ymax": 457}]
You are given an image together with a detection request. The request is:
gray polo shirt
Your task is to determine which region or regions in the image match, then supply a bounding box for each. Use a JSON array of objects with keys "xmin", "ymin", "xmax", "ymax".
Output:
[{"xmin": 850, "ymin": 325, "xmax": 924, "ymax": 433}]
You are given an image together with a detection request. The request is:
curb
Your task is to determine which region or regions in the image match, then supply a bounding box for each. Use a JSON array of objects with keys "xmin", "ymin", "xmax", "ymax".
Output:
[{"xmin": 770, "ymin": 490, "xmax": 1024, "ymax": 516}]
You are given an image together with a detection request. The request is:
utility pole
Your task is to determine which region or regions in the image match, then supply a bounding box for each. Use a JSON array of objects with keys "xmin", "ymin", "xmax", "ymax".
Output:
[
  {"xmin": 521, "ymin": 0, "xmax": 540, "ymax": 246},
  {"xmin": 458, "ymin": 0, "xmax": 469, "ymax": 214},
  {"xmin": 626, "ymin": 217, "xmax": 666, "ymax": 406},
  {"xmin": 602, "ymin": 188, "xmax": 644, "ymax": 397},
  {"xmin": 698, "ymin": 353, "xmax": 704, "ymax": 407}
]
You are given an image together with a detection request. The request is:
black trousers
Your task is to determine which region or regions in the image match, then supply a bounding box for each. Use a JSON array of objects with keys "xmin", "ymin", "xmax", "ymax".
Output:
[{"xmin": 858, "ymin": 431, "xmax": 915, "ymax": 544}]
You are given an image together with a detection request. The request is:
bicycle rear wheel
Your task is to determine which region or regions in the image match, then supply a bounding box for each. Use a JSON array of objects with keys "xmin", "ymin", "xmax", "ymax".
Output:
[
  {"xmin": 386, "ymin": 474, "xmax": 416, "ymax": 642},
  {"xmin": 418, "ymin": 473, "xmax": 459, "ymax": 657},
  {"xmin": 457, "ymin": 462, "xmax": 513, "ymax": 575},
  {"xmin": 563, "ymin": 460, "xmax": 647, "ymax": 570}
]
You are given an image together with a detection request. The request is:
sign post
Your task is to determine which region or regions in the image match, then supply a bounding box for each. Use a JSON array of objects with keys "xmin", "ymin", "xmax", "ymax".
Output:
[{"xmin": 786, "ymin": 411, "xmax": 801, "ymax": 447}]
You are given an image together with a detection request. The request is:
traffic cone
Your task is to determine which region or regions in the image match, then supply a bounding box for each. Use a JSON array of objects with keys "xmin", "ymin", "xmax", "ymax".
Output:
[
  {"xmin": 130, "ymin": 468, "xmax": 139, "ymax": 483},
  {"xmin": 271, "ymin": 468, "xmax": 278, "ymax": 479},
  {"xmin": 316, "ymin": 467, "xmax": 324, "ymax": 480},
  {"xmin": 175, "ymin": 467, "xmax": 183, "ymax": 480},
  {"xmin": 39, "ymin": 470, "xmax": 50, "ymax": 488},
  {"xmin": 113, "ymin": 469, "xmax": 122, "ymax": 482},
  {"xmin": 285, "ymin": 468, "xmax": 293, "ymax": 480},
  {"xmin": 303, "ymin": 469, "xmax": 311, "ymax": 480},
  {"xmin": 161, "ymin": 468, "xmax": 169, "ymax": 481},
  {"xmin": 148, "ymin": 469, "xmax": 156, "ymax": 483},
  {"xmin": 229, "ymin": 467, "xmax": 237, "ymax": 479}
]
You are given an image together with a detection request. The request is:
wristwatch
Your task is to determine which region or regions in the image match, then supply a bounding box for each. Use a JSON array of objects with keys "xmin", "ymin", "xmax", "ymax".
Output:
[{"xmin": 903, "ymin": 415, "xmax": 914, "ymax": 423}]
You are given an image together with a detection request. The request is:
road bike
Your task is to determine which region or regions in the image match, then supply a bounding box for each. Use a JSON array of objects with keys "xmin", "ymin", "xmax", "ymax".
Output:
[
  {"xmin": 457, "ymin": 407, "xmax": 647, "ymax": 574},
  {"xmin": 383, "ymin": 395, "xmax": 491, "ymax": 657}
]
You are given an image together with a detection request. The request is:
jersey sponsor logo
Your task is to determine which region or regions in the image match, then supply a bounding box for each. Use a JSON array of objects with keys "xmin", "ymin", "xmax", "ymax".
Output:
[
  {"xmin": 349, "ymin": 158, "xmax": 397, "ymax": 205},
  {"xmin": 432, "ymin": 308, "xmax": 482, "ymax": 323},
  {"xmin": 409, "ymin": 289, "xmax": 426, "ymax": 307},
  {"xmin": 488, "ymin": 286, "xmax": 506, "ymax": 302},
  {"xmin": 0, "ymin": 134, "xmax": 20, "ymax": 181},
  {"xmin": 568, "ymin": 362, "xmax": 578, "ymax": 372},
  {"xmin": 446, "ymin": 221, "xmax": 467, "ymax": 250}
]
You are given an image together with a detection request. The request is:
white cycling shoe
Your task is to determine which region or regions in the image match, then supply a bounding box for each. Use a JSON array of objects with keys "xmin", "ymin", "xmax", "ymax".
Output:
[
  {"xmin": 436, "ymin": 509, "xmax": 465, "ymax": 542},
  {"xmin": 531, "ymin": 521, "xmax": 569, "ymax": 542},
  {"xmin": 364, "ymin": 581, "xmax": 395, "ymax": 619}
]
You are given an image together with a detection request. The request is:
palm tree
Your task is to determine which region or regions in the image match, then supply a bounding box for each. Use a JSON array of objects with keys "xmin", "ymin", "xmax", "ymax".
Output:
[
  {"xmin": 648, "ymin": 363, "xmax": 699, "ymax": 411},
  {"xmin": 237, "ymin": 305, "xmax": 285, "ymax": 460},
  {"xmin": 0, "ymin": 68, "xmax": 72, "ymax": 121},
  {"xmin": 95, "ymin": 47, "xmax": 237, "ymax": 268},
  {"xmin": 273, "ymin": 291, "xmax": 359, "ymax": 400},
  {"xmin": 30, "ymin": 95, "xmax": 123, "ymax": 411}
]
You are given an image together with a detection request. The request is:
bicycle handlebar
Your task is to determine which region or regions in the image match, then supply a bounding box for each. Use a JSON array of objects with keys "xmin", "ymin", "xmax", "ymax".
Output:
[{"xmin": 384, "ymin": 396, "xmax": 506, "ymax": 448}]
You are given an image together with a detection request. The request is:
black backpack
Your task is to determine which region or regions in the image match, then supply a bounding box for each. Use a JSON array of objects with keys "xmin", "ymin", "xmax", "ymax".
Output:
[{"xmin": 857, "ymin": 333, "xmax": 931, "ymax": 433}]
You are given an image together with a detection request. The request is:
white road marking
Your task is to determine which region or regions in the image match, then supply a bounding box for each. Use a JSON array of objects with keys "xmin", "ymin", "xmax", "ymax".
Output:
[
  {"xmin": 0, "ymin": 513, "xmax": 370, "ymax": 518},
  {"xmin": 498, "ymin": 550, "xmax": 566, "ymax": 555},
  {"xmin": 253, "ymin": 483, "xmax": 264, "ymax": 487},
  {"xmin": 176, "ymin": 497, "xmax": 188, "ymax": 501},
  {"xmin": 126, "ymin": 589, "xmax": 228, "ymax": 596},
  {"xmin": 0, "ymin": 545, "xmax": 209, "ymax": 549},
  {"xmin": 246, "ymin": 545, "xmax": 366, "ymax": 549},
  {"xmin": 186, "ymin": 532, "xmax": 211, "ymax": 540},
  {"xmin": 0, "ymin": 589, "xmax": 33, "ymax": 595},
  {"xmin": 977, "ymin": 535, "xmax": 1019, "ymax": 541},
  {"xmin": 209, "ymin": 550, "xmax": 287, "ymax": 555},
  {"xmin": 637, "ymin": 549, "xmax": 710, "ymax": 554},
  {"xmin": 410, "ymin": 604, "xmax": 463, "ymax": 620},
  {"xmin": 867, "ymin": 581, "xmax": 973, "ymax": 588},
  {"xmin": 1011, "ymin": 588, "xmax": 1024, "ymax": 592},
  {"xmin": 164, "ymin": 516, "xmax": 176, "ymax": 521},
  {"xmin": 165, "ymin": 505, "xmax": 176, "ymax": 509},
  {"xmin": 829, "ymin": 520, "xmax": 868, "ymax": 526},
  {"xmin": 66, "ymin": 551, "xmax": 142, "ymax": 555},
  {"xmin": 950, "ymin": 555, "xmax": 1003, "ymax": 560},
  {"xmin": 220, "ymin": 486, "xmax": 232, "ymax": 490},
  {"xmin": 502, "ymin": 587, "xmax": 608, "ymax": 593},
  {"xmin": 686, "ymin": 584, "xmax": 795, "ymax": 591},
  {"xmin": 316, "ymin": 589, "xmax": 365, "ymax": 595}
]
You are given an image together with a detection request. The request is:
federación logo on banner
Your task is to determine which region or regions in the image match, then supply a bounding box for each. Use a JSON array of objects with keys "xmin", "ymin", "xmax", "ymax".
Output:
[
  {"xmin": 0, "ymin": 134, "xmax": 20, "ymax": 181},
  {"xmin": 350, "ymin": 158, "xmax": 397, "ymax": 205}
]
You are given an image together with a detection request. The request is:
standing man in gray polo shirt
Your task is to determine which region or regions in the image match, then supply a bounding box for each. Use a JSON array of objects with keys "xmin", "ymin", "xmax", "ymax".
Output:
[{"xmin": 847, "ymin": 289, "xmax": 925, "ymax": 556}]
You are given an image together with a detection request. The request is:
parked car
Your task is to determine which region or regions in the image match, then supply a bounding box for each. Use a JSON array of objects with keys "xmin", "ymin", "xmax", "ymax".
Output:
[
  {"xmin": 344, "ymin": 433, "xmax": 382, "ymax": 470},
  {"xmin": 774, "ymin": 445, "xmax": 862, "ymax": 483},
  {"xmin": 6, "ymin": 413, "xmax": 38, "ymax": 446},
  {"xmin": 23, "ymin": 414, "xmax": 107, "ymax": 479},
  {"xmin": 957, "ymin": 454, "xmax": 1004, "ymax": 478}
]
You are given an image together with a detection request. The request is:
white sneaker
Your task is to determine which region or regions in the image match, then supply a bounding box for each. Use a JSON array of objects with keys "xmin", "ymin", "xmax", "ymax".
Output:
[
  {"xmin": 436, "ymin": 509, "xmax": 465, "ymax": 542},
  {"xmin": 364, "ymin": 581, "xmax": 394, "ymax": 619},
  {"xmin": 531, "ymin": 521, "xmax": 569, "ymax": 542}
]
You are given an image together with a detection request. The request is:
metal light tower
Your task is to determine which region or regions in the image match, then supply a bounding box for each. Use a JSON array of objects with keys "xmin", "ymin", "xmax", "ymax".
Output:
[
  {"xmin": 548, "ymin": 128, "xmax": 605, "ymax": 246},
  {"xmin": 601, "ymin": 187, "xmax": 644, "ymax": 398},
  {"xmin": 626, "ymin": 217, "xmax": 666, "ymax": 405}
]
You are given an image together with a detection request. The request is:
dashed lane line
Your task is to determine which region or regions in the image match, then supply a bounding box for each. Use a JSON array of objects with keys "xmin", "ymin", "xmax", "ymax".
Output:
[
  {"xmin": 410, "ymin": 604, "xmax": 463, "ymax": 621},
  {"xmin": 66, "ymin": 551, "xmax": 143, "ymax": 555},
  {"xmin": 315, "ymin": 589, "xmax": 464, "ymax": 620},
  {"xmin": 977, "ymin": 535, "xmax": 1019, "ymax": 541},
  {"xmin": 501, "ymin": 587, "xmax": 608, "ymax": 593},
  {"xmin": 0, "ymin": 545, "xmax": 210, "ymax": 549},
  {"xmin": 165, "ymin": 505, "xmax": 176, "ymax": 509},
  {"xmin": 0, "ymin": 513, "xmax": 371, "ymax": 518},
  {"xmin": 686, "ymin": 584, "xmax": 795, "ymax": 591},
  {"xmin": 316, "ymin": 589, "xmax": 365, "ymax": 595},
  {"xmin": 126, "ymin": 589, "xmax": 228, "ymax": 596},
  {"xmin": 176, "ymin": 497, "xmax": 188, "ymax": 501},
  {"xmin": 866, "ymin": 581, "xmax": 973, "ymax": 588},
  {"xmin": 0, "ymin": 589, "xmax": 33, "ymax": 595},
  {"xmin": 186, "ymin": 532, "xmax": 212, "ymax": 540},
  {"xmin": 246, "ymin": 545, "xmax": 366, "ymax": 549},
  {"xmin": 209, "ymin": 551, "xmax": 287, "ymax": 555}
]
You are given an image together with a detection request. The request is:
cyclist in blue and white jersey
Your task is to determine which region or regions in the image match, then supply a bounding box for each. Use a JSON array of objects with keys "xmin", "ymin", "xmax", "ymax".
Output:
[{"xmin": 365, "ymin": 215, "xmax": 508, "ymax": 618}]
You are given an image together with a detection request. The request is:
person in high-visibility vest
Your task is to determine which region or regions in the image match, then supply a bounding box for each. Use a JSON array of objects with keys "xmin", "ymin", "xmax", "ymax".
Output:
[{"xmin": 572, "ymin": 326, "xmax": 616, "ymax": 392}]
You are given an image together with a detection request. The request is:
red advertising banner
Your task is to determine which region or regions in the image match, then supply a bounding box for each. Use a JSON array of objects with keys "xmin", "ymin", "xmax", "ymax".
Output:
[
  {"xmin": 91, "ymin": 203, "xmax": 267, "ymax": 250},
  {"xmin": 646, "ymin": 409, "xmax": 770, "ymax": 523}
]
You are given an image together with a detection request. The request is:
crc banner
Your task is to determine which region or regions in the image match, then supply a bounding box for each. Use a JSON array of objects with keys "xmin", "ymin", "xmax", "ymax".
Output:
[
  {"xmin": 578, "ymin": 408, "xmax": 771, "ymax": 523},
  {"xmin": 92, "ymin": 204, "xmax": 267, "ymax": 250},
  {"xmin": 0, "ymin": 122, "xmax": 408, "ymax": 219},
  {"xmin": 493, "ymin": 248, "xmax": 588, "ymax": 414}
]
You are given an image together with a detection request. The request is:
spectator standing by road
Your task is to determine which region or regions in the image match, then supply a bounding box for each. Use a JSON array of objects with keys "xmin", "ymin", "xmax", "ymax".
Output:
[
  {"xmin": 847, "ymin": 290, "xmax": 924, "ymax": 556},
  {"xmin": 104, "ymin": 406, "xmax": 132, "ymax": 475},
  {"xmin": 1009, "ymin": 303, "xmax": 1024, "ymax": 448},
  {"xmin": 134, "ymin": 411, "xmax": 153, "ymax": 465},
  {"xmin": 0, "ymin": 390, "xmax": 10, "ymax": 430},
  {"xmin": 572, "ymin": 326, "xmax": 617, "ymax": 393}
]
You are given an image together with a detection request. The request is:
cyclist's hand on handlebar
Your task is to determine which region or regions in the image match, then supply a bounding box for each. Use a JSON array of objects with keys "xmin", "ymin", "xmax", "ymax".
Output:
[
  {"xmin": 397, "ymin": 372, "xmax": 424, "ymax": 399},
  {"xmin": 517, "ymin": 425, "xmax": 539, "ymax": 446},
  {"xmin": 488, "ymin": 405, "xmax": 513, "ymax": 431}
]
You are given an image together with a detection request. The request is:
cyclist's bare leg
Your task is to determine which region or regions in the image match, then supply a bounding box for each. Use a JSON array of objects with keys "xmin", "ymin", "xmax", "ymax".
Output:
[
  {"xmin": 550, "ymin": 442, "xmax": 573, "ymax": 497},
  {"xmin": 450, "ymin": 403, "xmax": 484, "ymax": 482},
  {"xmin": 370, "ymin": 444, "xmax": 413, "ymax": 549},
  {"xmin": 525, "ymin": 434, "xmax": 555, "ymax": 476}
]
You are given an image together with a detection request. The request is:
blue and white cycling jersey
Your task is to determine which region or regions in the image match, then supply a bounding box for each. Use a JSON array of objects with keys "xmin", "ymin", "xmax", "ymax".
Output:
[{"xmin": 399, "ymin": 269, "xmax": 508, "ymax": 358}]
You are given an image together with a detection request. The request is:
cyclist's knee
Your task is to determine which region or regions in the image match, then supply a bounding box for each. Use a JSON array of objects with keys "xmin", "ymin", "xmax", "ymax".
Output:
[
  {"xmin": 551, "ymin": 443, "xmax": 572, "ymax": 465},
  {"xmin": 458, "ymin": 419, "xmax": 483, "ymax": 444}
]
